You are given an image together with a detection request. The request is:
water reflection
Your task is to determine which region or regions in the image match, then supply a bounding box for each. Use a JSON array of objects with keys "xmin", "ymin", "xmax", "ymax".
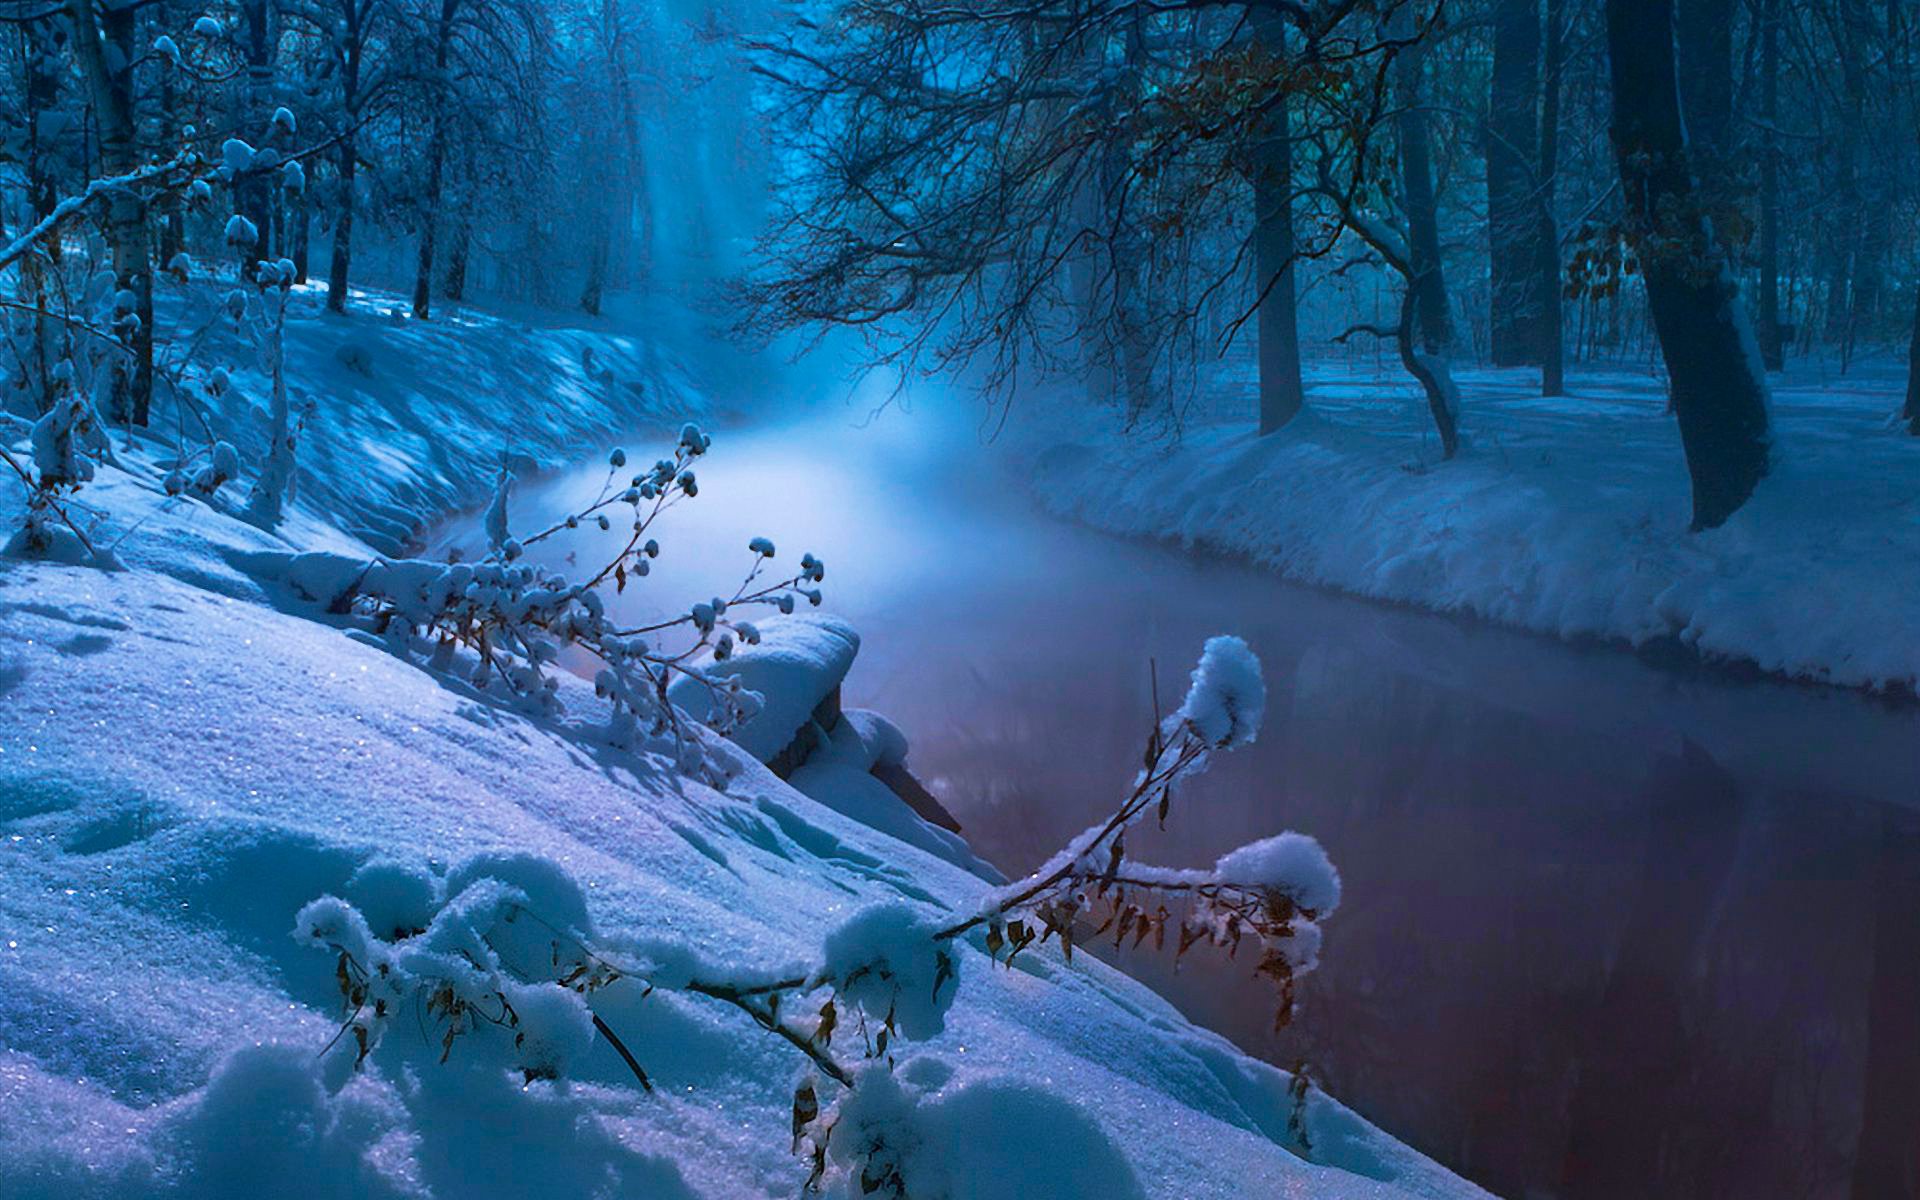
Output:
[{"xmin": 453, "ymin": 410, "xmax": 1920, "ymax": 1199}]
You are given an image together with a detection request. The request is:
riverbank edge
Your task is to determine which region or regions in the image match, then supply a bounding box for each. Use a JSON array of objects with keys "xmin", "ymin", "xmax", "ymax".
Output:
[{"xmin": 1019, "ymin": 422, "xmax": 1920, "ymax": 706}]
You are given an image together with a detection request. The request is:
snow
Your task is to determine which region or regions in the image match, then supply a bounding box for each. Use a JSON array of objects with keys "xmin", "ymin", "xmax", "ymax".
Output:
[
  {"xmin": 814, "ymin": 902, "xmax": 958, "ymax": 1040},
  {"xmin": 1028, "ymin": 361, "xmax": 1920, "ymax": 693},
  {"xmin": 786, "ymin": 710, "xmax": 1001, "ymax": 883},
  {"xmin": 135, "ymin": 280, "xmax": 706, "ymax": 557},
  {"xmin": 0, "ymin": 293, "xmax": 1486, "ymax": 1199},
  {"xmin": 222, "ymin": 213, "xmax": 258, "ymax": 249},
  {"xmin": 668, "ymin": 614, "xmax": 1000, "ymax": 880},
  {"xmin": 669, "ymin": 613, "xmax": 861, "ymax": 761},
  {"xmin": 1174, "ymin": 634, "xmax": 1267, "ymax": 749},
  {"xmin": 1215, "ymin": 833, "xmax": 1342, "ymax": 916},
  {"xmin": 820, "ymin": 1063, "xmax": 1152, "ymax": 1200}
]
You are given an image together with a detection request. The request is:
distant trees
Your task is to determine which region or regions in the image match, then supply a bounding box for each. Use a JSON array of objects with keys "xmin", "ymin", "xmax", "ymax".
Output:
[
  {"xmin": 316, "ymin": 0, "xmax": 393, "ymax": 314},
  {"xmin": 1, "ymin": 0, "xmax": 1914, "ymax": 495},
  {"xmin": 0, "ymin": 0, "xmax": 713, "ymax": 395},
  {"xmin": 742, "ymin": 0, "xmax": 1914, "ymax": 518},
  {"xmin": 742, "ymin": 0, "xmax": 1471, "ymax": 451}
]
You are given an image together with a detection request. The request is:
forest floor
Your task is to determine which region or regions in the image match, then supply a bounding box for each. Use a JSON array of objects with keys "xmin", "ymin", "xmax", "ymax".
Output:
[
  {"xmin": 1025, "ymin": 358, "xmax": 1920, "ymax": 694},
  {"xmin": 0, "ymin": 283, "xmax": 1485, "ymax": 1199}
]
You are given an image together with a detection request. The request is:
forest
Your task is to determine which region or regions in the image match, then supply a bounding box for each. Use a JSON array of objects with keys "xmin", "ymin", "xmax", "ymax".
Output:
[{"xmin": 1, "ymin": 1, "xmax": 1918, "ymax": 1199}]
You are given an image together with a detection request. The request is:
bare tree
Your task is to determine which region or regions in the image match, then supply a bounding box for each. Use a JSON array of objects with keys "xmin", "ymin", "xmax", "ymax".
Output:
[{"xmin": 741, "ymin": 0, "xmax": 1452, "ymax": 447}]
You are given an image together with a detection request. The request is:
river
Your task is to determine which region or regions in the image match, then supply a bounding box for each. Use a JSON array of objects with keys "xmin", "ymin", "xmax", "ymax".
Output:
[{"xmin": 442, "ymin": 401, "xmax": 1920, "ymax": 1200}]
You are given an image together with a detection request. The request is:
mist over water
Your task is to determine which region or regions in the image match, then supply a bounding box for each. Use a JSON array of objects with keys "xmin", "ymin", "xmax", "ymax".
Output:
[{"xmin": 459, "ymin": 392, "xmax": 1920, "ymax": 1199}]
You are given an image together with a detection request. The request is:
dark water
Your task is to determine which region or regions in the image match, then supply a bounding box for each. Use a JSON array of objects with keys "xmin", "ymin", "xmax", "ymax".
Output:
[{"xmin": 479, "ymin": 409, "xmax": 1920, "ymax": 1200}]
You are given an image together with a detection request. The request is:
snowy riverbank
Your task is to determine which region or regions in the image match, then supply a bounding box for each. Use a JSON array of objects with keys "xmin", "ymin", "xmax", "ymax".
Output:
[
  {"xmin": 0, "ymin": 291, "xmax": 1483, "ymax": 1198},
  {"xmin": 1026, "ymin": 362, "xmax": 1920, "ymax": 694}
]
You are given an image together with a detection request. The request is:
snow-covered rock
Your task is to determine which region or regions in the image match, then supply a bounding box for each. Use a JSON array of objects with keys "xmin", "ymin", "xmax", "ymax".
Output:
[{"xmin": 669, "ymin": 613, "xmax": 860, "ymax": 762}]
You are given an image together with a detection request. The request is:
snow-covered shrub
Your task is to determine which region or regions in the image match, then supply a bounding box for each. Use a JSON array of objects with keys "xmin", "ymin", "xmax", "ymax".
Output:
[
  {"xmin": 941, "ymin": 635, "xmax": 1336, "ymax": 1031},
  {"xmin": 798, "ymin": 1063, "xmax": 1149, "ymax": 1200},
  {"xmin": 3, "ymin": 391, "xmax": 110, "ymax": 557},
  {"xmin": 237, "ymin": 256, "xmax": 307, "ymax": 529},
  {"xmin": 0, "ymin": 240, "xmax": 141, "ymax": 556},
  {"xmin": 292, "ymin": 639, "xmax": 1336, "ymax": 1194},
  {"xmin": 293, "ymin": 856, "xmax": 629, "ymax": 1089},
  {"xmin": 813, "ymin": 903, "xmax": 958, "ymax": 1043},
  {"xmin": 329, "ymin": 425, "xmax": 825, "ymax": 779},
  {"xmin": 163, "ymin": 439, "xmax": 243, "ymax": 500}
]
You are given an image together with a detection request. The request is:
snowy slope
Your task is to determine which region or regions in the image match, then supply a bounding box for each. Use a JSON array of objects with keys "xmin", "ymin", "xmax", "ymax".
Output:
[
  {"xmin": 146, "ymin": 281, "xmax": 708, "ymax": 555},
  {"xmin": 1027, "ymin": 362, "xmax": 1920, "ymax": 693},
  {"xmin": 0, "ymin": 316, "xmax": 1486, "ymax": 1198}
]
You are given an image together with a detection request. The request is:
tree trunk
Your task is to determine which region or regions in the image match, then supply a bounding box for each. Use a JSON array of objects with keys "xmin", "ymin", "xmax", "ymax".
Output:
[
  {"xmin": 1398, "ymin": 282, "xmax": 1461, "ymax": 458},
  {"xmin": 1394, "ymin": 32, "xmax": 1455, "ymax": 356},
  {"xmin": 1108, "ymin": 9, "xmax": 1155, "ymax": 421},
  {"xmin": 1904, "ymin": 285, "xmax": 1920, "ymax": 436},
  {"xmin": 442, "ymin": 202, "xmax": 471, "ymax": 303},
  {"xmin": 1605, "ymin": 0, "xmax": 1771, "ymax": 530},
  {"xmin": 20, "ymin": 16, "xmax": 63, "ymax": 414},
  {"xmin": 1252, "ymin": 13, "xmax": 1303, "ymax": 434},
  {"xmin": 412, "ymin": 0, "xmax": 459, "ymax": 321},
  {"xmin": 327, "ymin": 131, "xmax": 358, "ymax": 314},
  {"xmin": 291, "ymin": 179, "xmax": 311, "ymax": 285},
  {"xmin": 68, "ymin": 0, "xmax": 152, "ymax": 427},
  {"xmin": 1488, "ymin": 0, "xmax": 1544, "ymax": 367},
  {"xmin": 1674, "ymin": 0, "xmax": 1733, "ymax": 157},
  {"xmin": 1756, "ymin": 0, "xmax": 1783, "ymax": 369},
  {"xmin": 326, "ymin": 5, "xmax": 365, "ymax": 316},
  {"xmin": 240, "ymin": 0, "xmax": 276, "ymax": 271},
  {"xmin": 1537, "ymin": 0, "xmax": 1566, "ymax": 395},
  {"xmin": 1826, "ymin": 0, "xmax": 1871, "ymax": 357},
  {"xmin": 156, "ymin": 8, "xmax": 186, "ymax": 271},
  {"xmin": 580, "ymin": 221, "xmax": 608, "ymax": 316},
  {"xmin": 412, "ymin": 137, "xmax": 446, "ymax": 319},
  {"xmin": 1850, "ymin": 201, "xmax": 1891, "ymax": 345},
  {"xmin": 1849, "ymin": 814, "xmax": 1920, "ymax": 1200},
  {"xmin": 599, "ymin": 2, "xmax": 643, "ymax": 306}
]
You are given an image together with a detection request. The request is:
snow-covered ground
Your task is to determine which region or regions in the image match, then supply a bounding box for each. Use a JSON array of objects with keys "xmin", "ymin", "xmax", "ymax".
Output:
[
  {"xmin": 152, "ymin": 281, "xmax": 706, "ymax": 555},
  {"xmin": 0, "ymin": 291, "xmax": 1485, "ymax": 1198},
  {"xmin": 1026, "ymin": 360, "xmax": 1920, "ymax": 693}
]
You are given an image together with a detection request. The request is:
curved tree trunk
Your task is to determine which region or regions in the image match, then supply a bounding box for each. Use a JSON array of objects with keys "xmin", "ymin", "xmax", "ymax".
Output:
[
  {"xmin": 443, "ymin": 210, "xmax": 471, "ymax": 303},
  {"xmin": 1605, "ymin": 0, "xmax": 1771, "ymax": 530},
  {"xmin": 1394, "ymin": 38, "xmax": 1455, "ymax": 357}
]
